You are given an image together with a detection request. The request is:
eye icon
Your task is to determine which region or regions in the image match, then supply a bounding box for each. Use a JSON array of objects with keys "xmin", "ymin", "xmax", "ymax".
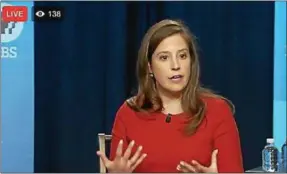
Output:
[{"xmin": 36, "ymin": 11, "xmax": 45, "ymax": 17}]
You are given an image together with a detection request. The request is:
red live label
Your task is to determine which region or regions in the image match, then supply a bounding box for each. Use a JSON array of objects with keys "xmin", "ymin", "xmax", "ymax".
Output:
[{"xmin": 2, "ymin": 6, "xmax": 28, "ymax": 22}]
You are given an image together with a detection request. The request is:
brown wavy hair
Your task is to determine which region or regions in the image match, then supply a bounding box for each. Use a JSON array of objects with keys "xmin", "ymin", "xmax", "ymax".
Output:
[{"xmin": 127, "ymin": 19, "xmax": 234, "ymax": 136}]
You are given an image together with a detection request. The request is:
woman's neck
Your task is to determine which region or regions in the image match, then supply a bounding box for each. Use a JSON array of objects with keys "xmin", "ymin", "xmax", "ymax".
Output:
[{"xmin": 157, "ymin": 87, "xmax": 183, "ymax": 115}]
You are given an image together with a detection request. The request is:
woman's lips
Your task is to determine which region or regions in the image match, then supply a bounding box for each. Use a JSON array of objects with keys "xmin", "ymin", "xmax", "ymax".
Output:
[{"xmin": 169, "ymin": 75, "xmax": 184, "ymax": 82}]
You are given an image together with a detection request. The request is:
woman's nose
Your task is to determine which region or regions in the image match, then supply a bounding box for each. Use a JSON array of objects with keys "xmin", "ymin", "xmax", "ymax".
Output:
[
  {"xmin": 171, "ymin": 66, "xmax": 180, "ymax": 71},
  {"xmin": 170, "ymin": 58, "xmax": 180, "ymax": 71}
]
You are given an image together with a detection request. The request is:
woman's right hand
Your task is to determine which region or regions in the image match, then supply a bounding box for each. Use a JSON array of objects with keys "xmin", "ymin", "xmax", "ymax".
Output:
[{"xmin": 96, "ymin": 139, "xmax": 147, "ymax": 173}]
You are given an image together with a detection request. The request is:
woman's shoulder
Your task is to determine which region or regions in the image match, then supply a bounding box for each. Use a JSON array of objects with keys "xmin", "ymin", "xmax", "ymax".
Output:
[
  {"xmin": 115, "ymin": 96, "xmax": 155, "ymax": 122},
  {"xmin": 115, "ymin": 96, "xmax": 141, "ymax": 121},
  {"xmin": 116, "ymin": 98, "xmax": 135, "ymax": 116},
  {"xmin": 202, "ymin": 96, "xmax": 235, "ymax": 120}
]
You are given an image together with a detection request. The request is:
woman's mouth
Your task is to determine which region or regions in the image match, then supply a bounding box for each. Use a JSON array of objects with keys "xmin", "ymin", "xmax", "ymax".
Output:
[{"xmin": 169, "ymin": 75, "xmax": 184, "ymax": 82}]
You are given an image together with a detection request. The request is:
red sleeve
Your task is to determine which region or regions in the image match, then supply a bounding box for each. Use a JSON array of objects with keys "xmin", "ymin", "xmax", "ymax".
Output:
[
  {"xmin": 213, "ymin": 100, "xmax": 244, "ymax": 173},
  {"xmin": 109, "ymin": 102, "xmax": 129, "ymax": 161}
]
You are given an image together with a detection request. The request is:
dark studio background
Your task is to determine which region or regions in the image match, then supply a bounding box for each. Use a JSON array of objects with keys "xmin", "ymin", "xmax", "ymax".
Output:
[{"xmin": 34, "ymin": 1, "xmax": 274, "ymax": 172}]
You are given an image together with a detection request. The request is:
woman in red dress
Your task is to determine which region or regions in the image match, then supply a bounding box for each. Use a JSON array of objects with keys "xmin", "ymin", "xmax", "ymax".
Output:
[{"xmin": 97, "ymin": 19, "xmax": 244, "ymax": 173}]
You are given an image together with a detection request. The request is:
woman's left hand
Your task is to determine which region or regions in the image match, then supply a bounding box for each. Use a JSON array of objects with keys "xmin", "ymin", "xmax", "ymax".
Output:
[{"xmin": 177, "ymin": 149, "xmax": 218, "ymax": 173}]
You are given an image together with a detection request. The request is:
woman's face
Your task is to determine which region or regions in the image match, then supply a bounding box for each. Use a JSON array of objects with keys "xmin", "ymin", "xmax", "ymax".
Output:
[{"xmin": 149, "ymin": 33, "xmax": 191, "ymax": 94}]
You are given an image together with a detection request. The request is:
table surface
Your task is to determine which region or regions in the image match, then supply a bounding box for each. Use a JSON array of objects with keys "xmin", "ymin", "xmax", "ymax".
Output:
[
  {"xmin": 245, "ymin": 166, "xmax": 265, "ymax": 173},
  {"xmin": 246, "ymin": 166, "xmax": 287, "ymax": 173}
]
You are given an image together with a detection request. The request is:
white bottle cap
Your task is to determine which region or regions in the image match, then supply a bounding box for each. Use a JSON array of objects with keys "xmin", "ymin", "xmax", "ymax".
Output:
[{"xmin": 267, "ymin": 138, "xmax": 274, "ymax": 144}]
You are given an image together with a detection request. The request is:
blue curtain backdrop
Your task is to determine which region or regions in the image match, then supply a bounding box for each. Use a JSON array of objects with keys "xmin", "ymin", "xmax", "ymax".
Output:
[{"xmin": 34, "ymin": 1, "xmax": 274, "ymax": 172}]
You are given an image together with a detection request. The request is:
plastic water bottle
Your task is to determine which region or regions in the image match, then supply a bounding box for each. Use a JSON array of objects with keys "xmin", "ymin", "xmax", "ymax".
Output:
[
  {"xmin": 281, "ymin": 140, "xmax": 287, "ymax": 172},
  {"xmin": 262, "ymin": 138, "xmax": 279, "ymax": 172}
]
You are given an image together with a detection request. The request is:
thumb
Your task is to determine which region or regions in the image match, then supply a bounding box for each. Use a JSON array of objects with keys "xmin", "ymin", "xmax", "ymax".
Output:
[
  {"xmin": 97, "ymin": 151, "xmax": 110, "ymax": 166},
  {"xmin": 210, "ymin": 149, "xmax": 218, "ymax": 167}
]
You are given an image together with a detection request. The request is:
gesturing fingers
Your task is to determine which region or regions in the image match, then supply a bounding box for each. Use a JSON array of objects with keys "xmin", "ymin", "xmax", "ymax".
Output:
[
  {"xmin": 130, "ymin": 153, "xmax": 147, "ymax": 171},
  {"xmin": 115, "ymin": 140, "xmax": 124, "ymax": 160},
  {"xmin": 210, "ymin": 149, "xmax": 218, "ymax": 168},
  {"xmin": 177, "ymin": 164, "xmax": 191, "ymax": 173},
  {"xmin": 96, "ymin": 151, "xmax": 111, "ymax": 167},
  {"xmin": 123, "ymin": 140, "xmax": 135, "ymax": 160},
  {"xmin": 177, "ymin": 149, "xmax": 219, "ymax": 173},
  {"xmin": 190, "ymin": 160, "xmax": 206, "ymax": 172},
  {"xmin": 179, "ymin": 161, "xmax": 197, "ymax": 173},
  {"xmin": 129, "ymin": 145, "xmax": 143, "ymax": 164}
]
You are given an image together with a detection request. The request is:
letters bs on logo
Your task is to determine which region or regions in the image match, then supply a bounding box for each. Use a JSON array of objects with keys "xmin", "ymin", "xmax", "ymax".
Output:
[{"xmin": 1, "ymin": 2, "xmax": 24, "ymax": 43}]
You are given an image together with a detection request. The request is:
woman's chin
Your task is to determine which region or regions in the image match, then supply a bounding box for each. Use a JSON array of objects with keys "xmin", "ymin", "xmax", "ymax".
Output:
[
  {"xmin": 165, "ymin": 86, "xmax": 186, "ymax": 94},
  {"xmin": 156, "ymin": 82, "xmax": 188, "ymax": 95}
]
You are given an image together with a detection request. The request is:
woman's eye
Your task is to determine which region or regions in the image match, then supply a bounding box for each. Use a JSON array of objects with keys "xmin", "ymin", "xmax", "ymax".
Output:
[
  {"xmin": 159, "ymin": 55, "xmax": 168, "ymax": 60},
  {"xmin": 179, "ymin": 53, "xmax": 187, "ymax": 59}
]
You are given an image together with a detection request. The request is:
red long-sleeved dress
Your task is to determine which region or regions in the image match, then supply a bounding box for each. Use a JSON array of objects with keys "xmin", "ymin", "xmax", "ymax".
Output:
[{"xmin": 109, "ymin": 97, "xmax": 244, "ymax": 173}]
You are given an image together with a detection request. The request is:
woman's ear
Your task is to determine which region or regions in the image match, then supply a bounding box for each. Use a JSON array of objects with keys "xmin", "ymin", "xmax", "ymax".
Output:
[
  {"xmin": 148, "ymin": 62, "xmax": 152, "ymax": 74},
  {"xmin": 148, "ymin": 62, "xmax": 154, "ymax": 78}
]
